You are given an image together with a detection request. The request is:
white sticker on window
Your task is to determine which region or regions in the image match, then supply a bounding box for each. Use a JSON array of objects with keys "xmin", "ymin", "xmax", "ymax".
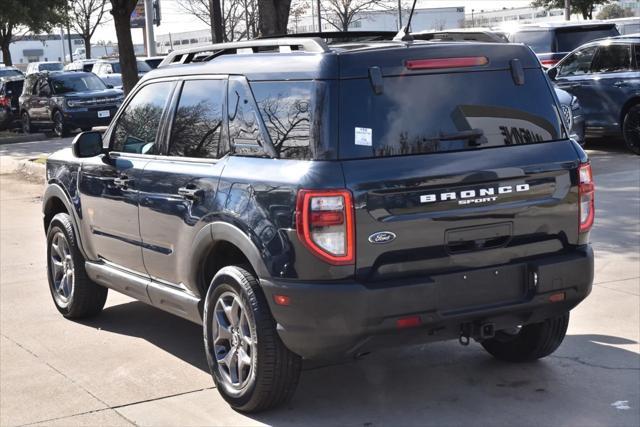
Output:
[{"xmin": 355, "ymin": 127, "xmax": 372, "ymax": 146}]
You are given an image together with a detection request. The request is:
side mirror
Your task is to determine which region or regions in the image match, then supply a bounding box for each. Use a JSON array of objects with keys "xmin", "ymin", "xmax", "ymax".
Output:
[
  {"xmin": 547, "ymin": 67, "xmax": 558, "ymax": 80},
  {"xmin": 72, "ymin": 131, "xmax": 105, "ymax": 158},
  {"xmin": 106, "ymin": 84, "xmax": 114, "ymax": 89}
]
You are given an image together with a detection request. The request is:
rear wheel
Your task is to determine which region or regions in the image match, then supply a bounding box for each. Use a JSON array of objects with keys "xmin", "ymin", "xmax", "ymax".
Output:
[
  {"xmin": 46, "ymin": 213, "xmax": 108, "ymax": 318},
  {"xmin": 203, "ymin": 265, "xmax": 301, "ymax": 413},
  {"xmin": 623, "ymin": 104, "xmax": 640, "ymax": 155},
  {"xmin": 481, "ymin": 313, "xmax": 569, "ymax": 362},
  {"xmin": 53, "ymin": 111, "xmax": 70, "ymax": 137}
]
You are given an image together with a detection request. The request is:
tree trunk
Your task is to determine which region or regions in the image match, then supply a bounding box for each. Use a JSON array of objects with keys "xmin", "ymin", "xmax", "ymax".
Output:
[
  {"xmin": 1, "ymin": 41, "xmax": 12, "ymax": 66},
  {"xmin": 258, "ymin": 0, "xmax": 291, "ymax": 36},
  {"xmin": 209, "ymin": 0, "xmax": 224, "ymax": 43},
  {"xmin": 112, "ymin": 6, "xmax": 138, "ymax": 94},
  {"xmin": 83, "ymin": 35, "xmax": 92, "ymax": 59}
]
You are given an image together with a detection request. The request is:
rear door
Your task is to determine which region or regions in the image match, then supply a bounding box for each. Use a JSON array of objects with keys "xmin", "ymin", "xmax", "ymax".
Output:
[
  {"xmin": 137, "ymin": 77, "xmax": 228, "ymax": 290},
  {"xmin": 337, "ymin": 45, "xmax": 580, "ymax": 283},
  {"xmin": 554, "ymin": 45, "xmax": 598, "ymax": 121}
]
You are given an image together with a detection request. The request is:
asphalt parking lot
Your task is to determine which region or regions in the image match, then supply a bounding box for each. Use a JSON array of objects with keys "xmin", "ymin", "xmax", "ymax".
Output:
[{"xmin": 0, "ymin": 137, "xmax": 639, "ymax": 426}]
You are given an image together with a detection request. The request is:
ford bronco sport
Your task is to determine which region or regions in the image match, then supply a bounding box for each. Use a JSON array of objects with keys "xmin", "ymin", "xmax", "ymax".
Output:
[{"xmin": 42, "ymin": 36, "xmax": 595, "ymax": 413}]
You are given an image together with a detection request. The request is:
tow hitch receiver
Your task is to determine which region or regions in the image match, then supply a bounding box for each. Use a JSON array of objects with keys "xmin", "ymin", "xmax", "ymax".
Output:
[
  {"xmin": 459, "ymin": 322, "xmax": 496, "ymax": 345},
  {"xmin": 480, "ymin": 323, "xmax": 495, "ymax": 340}
]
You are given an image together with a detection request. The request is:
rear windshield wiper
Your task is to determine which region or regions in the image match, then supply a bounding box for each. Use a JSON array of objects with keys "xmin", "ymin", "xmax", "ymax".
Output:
[{"xmin": 438, "ymin": 129, "xmax": 487, "ymax": 146}]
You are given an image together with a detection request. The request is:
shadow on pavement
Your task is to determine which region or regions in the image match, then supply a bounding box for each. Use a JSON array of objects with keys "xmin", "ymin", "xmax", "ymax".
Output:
[{"xmin": 82, "ymin": 301, "xmax": 639, "ymax": 424}]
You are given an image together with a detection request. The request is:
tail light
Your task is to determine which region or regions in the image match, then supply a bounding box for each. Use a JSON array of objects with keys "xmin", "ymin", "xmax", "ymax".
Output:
[
  {"xmin": 578, "ymin": 163, "xmax": 595, "ymax": 233},
  {"xmin": 296, "ymin": 189, "xmax": 355, "ymax": 265},
  {"xmin": 0, "ymin": 96, "xmax": 9, "ymax": 107},
  {"xmin": 540, "ymin": 59, "xmax": 559, "ymax": 67},
  {"xmin": 405, "ymin": 56, "xmax": 488, "ymax": 70}
]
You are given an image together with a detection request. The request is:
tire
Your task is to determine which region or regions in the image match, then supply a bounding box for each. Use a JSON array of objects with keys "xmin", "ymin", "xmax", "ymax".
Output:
[
  {"xmin": 53, "ymin": 111, "xmax": 70, "ymax": 137},
  {"xmin": 203, "ymin": 265, "xmax": 301, "ymax": 413},
  {"xmin": 622, "ymin": 104, "xmax": 640, "ymax": 155},
  {"xmin": 481, "ymin": 313, "xmax": 569, "ymax": 362},
  {"xmin": 46, "ymin": 213, "xmax": 108, "ymax": 318},
  {"xmin": 21, "ymin": 112, "xmax": 35, "ymax": 134}
]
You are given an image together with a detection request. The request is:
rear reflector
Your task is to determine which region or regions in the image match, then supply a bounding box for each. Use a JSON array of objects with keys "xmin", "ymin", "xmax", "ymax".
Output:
[
  {"xmin": 578, "ymin": 163, "xmax": 595, "ymax": 233},
  {"xmin": 549, "ymin": 292, "xmax": 566, "ymax": 303},
  {"xmin": 296, "ymin": 189, "xmax": 355, "ymax": 265},
  {"xmin": 405, "ymin": 56, "xmax": 488, "ymax": 70},
  {"xmin": 396, "ymin": 316, "xmax": 422, "ymax": 329},
  {"xmin": 273, "ymin": 295, "xmax": 290, "ymax": 306}
]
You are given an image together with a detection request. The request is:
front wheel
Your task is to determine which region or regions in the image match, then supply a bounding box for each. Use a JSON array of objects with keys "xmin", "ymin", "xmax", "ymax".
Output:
[
  {"xmin": 203, "ymin": 265, "xmax": 301, "ymax": 413},
  {"xmin": 21, "ymin": 112, "xmax": 35, "ymax": 134},
  {"xmin": 623, "ymin": 104, "xmax": 640, "ymax": 155},
  {"xmin": 53, "ymin": 111, "xmax": 70, "ymax": 137},
  {"xmin": 481, "ymin": 313, "xmax": 569, "ymax": 362},
  {"xmin": 46, "ymin": 213, "xmax": 108, "ymax": 318}
]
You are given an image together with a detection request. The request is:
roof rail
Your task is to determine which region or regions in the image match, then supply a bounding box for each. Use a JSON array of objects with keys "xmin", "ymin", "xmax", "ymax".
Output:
[{"xmin": 158, "ymin": 37, "xmax": 330, "ymax": 68}]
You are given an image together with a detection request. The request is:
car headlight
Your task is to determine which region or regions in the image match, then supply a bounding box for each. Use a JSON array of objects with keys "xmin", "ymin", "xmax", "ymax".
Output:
[{"xmin": 66, "ymin": 99, "xmax": 78, "ymax": 108}]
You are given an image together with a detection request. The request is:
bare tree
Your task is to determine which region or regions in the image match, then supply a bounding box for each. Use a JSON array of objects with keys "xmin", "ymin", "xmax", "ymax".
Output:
[
  {"xmin": 109, "ymin": 0, "xmax": 138, "ymax": 94},
  {"xmin": 69, "ymin": 0, "xmax": 108, "ymax": 59},
  {"xmin": 288, "ymin": 0, "xmax": 309, "ymax": 33},
  {"xmin": 177, "ymin": 0, "xmax": 259, "ymax": 41},
  {"xmin": 258, "ymin": 0, "xmax": 292, "ymax": 36},
  {"xmin": 321, "ymin": 0, "xmax": 387, "ymax": 32}
]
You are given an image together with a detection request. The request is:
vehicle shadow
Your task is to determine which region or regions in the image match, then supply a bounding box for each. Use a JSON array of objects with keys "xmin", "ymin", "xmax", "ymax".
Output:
[{"xmin": 83, "ymin": 301, "xmax": 640, "ymax": 425}]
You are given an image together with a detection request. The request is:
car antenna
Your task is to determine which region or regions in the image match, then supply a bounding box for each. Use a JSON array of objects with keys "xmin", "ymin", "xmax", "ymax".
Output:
[{"xmin": 393, "ymin": 0, "xmax": 419, "ymax": 42}]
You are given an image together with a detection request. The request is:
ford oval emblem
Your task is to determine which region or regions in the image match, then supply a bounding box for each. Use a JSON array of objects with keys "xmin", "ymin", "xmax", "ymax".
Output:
[{"xmin": 368, "ymin": 231, "xmax": 397, "ymax": 244}]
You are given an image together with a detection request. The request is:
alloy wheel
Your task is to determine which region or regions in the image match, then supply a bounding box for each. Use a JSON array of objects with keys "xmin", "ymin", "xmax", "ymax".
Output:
[
  {"xmin": 22, "ymin": 113, "xmax": 30, "ymax": 133},
  {"xmin": 54, "ymin": 113, "xmax": 64, "ymax": 137},
  {"xmin": 212, "ymin": 291, "xmax": 256, "ymax": 391},
  {"xmin": 49, "ymin": 231, "xmax": 74, "ymax": 303},
  {"xmin": 624, "ymin": 108, "xmax": 640, "ymax": 154}
]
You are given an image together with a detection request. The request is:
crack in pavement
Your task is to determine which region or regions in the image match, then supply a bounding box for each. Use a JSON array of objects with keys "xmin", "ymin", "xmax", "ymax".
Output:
[
  {"xmin": 550, "ymin": 354, "xmax": 640, "ymax": 371},
  {"xmin": 2, "ymin": 333, "xmax": 138, "ymax": 427}
]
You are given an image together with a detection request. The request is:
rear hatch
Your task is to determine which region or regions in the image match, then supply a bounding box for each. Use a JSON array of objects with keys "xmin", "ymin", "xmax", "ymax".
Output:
[{"xmin": 337, "ymin": 42, "xmax": 582, "ymax": 285}]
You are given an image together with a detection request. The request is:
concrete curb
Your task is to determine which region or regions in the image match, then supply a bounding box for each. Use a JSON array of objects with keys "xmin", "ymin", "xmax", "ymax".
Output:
[{"xmin": 0, "ymin": 156, "xmax": 46, "ymax": 184}]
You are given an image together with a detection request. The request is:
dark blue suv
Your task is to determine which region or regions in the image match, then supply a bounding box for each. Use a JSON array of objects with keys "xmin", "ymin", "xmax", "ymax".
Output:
[
  {"xmin": 548, "ymin": 36, "xmax": 640, "ymax": 154},
  {"xmin": 42, "ymin": 37, "xmax": 595, "ymax": 412}
]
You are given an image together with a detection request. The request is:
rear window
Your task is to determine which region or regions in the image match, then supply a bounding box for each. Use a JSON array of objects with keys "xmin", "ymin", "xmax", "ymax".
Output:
[
  {"xmin": 39, "ymin": 63, "xmax": 63, "ymax": 72},
  {"xmin": 556, "ymin": 27, "xmax": 619, "ymax": 52},
  {"xmin": 1, "ymin": 80, "xmax": 23, "ymax": 96},
  {"xmin": 0, "ymin": 69, "xmax": 23, "ymax": 78},
  {"xmin": 339, "ymin": 70, "xmax": 564, "ymax": 159},
  {"xmin": 510, "ymin": 31, "xmax": 553, "ymax": 53}
]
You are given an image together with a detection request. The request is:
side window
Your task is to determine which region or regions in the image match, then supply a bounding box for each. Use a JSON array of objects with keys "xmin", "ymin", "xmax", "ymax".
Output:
[
  {"xmin": 37, "ymin": 79, "xmax": 51, "ymax": 96},
  {"xmin": 228, "ymin": 76, "xmax": 265, "ymax": 156},
  {"xmin": 110, "ymin": 81, "xmax": 173, "ymax": 154},
  {"xmin": 251, "ymin": 81, "xmax": 313, "ymax": 160},
  {"xmin": 557, "ymin": 46, "xmax": 597, "ymax": 77},
  {"xmin": 591, "ymin": 44, "xmax": 632, "ymax": 73},
  {"xmin": 168, "ymin": 79, "xmax": 227, "ymax": 159},
  {"xmin": 635, "ymin": 44, "xmax": 640, "ymax": 70}
]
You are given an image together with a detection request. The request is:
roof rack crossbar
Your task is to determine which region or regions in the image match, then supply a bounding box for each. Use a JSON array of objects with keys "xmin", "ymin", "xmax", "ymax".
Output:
[{"xmin": 158, "ymin": 37, "xmax": 330, "ymax": 67}]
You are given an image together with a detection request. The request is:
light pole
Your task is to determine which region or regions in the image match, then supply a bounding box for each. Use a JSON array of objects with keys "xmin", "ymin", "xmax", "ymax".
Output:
[
  {"xmin": 564, "ymin": 0, "xmax": 570, "ymax": 21},
  {"xmin": 471, "ymin": 9, "xmax": 475, "ymax": 27},
  {"xmin": 144, "ymin": 0, "xmax": 156, "ymax": 56},
  {"xmin": 398, "ymin": 0, "xmax": 402, "ymax": 29}
]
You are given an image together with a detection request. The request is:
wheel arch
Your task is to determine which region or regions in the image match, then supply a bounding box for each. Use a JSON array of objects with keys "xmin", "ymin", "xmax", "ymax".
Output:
[
  {"xmin": 620, "ymin": 97, "xmax": 640, "ymax": 129},
  {"xmin": 191, "ymin": 222, "xmax": 271, "ymax": 299},
  {"xmin": 42, "ymin": 184, "xmax": 88, "ymax": 259}
]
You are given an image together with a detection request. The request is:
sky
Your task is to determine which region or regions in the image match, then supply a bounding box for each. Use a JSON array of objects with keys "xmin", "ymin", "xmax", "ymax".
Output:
[{"xmin": 92, "ymin": 0, "xmax": 534, "ymax": 44}]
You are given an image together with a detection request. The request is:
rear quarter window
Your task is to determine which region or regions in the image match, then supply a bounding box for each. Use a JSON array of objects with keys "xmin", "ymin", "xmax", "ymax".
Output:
[{"xmin": 339, "ymin": 69, "xmax": 564, "ymax": 159}]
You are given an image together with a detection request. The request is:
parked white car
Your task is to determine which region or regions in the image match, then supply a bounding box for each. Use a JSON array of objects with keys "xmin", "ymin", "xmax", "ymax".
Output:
[
  {"xmin": 92, "ymin": 59, "xmax": 151, "ymax": 88},
  {"xmin": 25, "ymin": 61, "xmax": 64, "ymax": 74}
]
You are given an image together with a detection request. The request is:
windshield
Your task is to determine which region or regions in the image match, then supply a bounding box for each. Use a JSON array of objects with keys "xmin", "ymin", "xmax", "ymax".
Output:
[
  {"xmin": 556, "ymin": 27, "xmax": 620, "ymax": 51},
  {"xmin": 339, "ymin": 70, "xmax": 564, "ymax": 159},
  {"xmin": 39, "ymin": 63, "xmax": 63, "ymax": 72},
  {"xmin": 0, "ymin": 69, "xmax": 23, "ymax": 78},
  {"xmin": 50, "ymin": 74, "xmax": 107, "ymax": 94},
  {"xmin": 510, "ymin": 31, "xmax": 553, "ymax": 53}
]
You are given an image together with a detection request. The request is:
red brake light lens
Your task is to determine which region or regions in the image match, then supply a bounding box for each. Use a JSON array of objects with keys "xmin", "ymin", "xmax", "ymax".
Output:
[
  {"xmin": 578, "ymin": 163, "xmax": 595, "ymax": 233},
  {"xmin": 296, "ymin": 189, "xmax": 355, "ymax": 265},
  {"xmin": 0, "ymin": 96, "xmax": 9, "ymax": 107},
  {"xmin": 405, "ymin": 56, "xmax": 488, "ymax": 70},
  {"xmin": 541, "ymin": 59, "xmax": 559, "ymax": 67}
]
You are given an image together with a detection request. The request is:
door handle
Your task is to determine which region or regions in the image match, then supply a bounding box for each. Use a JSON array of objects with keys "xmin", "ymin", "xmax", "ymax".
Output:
[
  {"xmin": 113, "ymin": 176, "xmax": 132, "ymax": 188},
  {"xmin": 178, "ymin": 186, "xmax": 204, "ymax": 200}
]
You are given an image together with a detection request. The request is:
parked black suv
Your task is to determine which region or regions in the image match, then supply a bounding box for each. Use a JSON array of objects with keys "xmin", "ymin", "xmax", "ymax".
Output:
[
  {"xmin": 508, "ymin": 22, "xmax": 620, "ymax": 67},
  {"xmin": 0, "ymin": 76, "xmax": 24, "ymax": 130},
  {"xmin": 42, "ymin": 37, "xmax": 595, "ymax": 413},
  {"xmin": 20, "ymin": 71, "xmax": 123, "ymax": 137}
]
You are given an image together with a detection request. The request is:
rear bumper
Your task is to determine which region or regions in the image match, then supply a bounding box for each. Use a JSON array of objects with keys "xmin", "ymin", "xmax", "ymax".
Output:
[{"xmin": 262, "ymin": 246, "xmax": 593, "ymax": 360}]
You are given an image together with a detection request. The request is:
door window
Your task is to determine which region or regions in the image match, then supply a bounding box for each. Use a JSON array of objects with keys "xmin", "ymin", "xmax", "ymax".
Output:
[
  {"xmin": 37, "ymin": 79, "xmax": 51, "ymax": 96},
  {"xmin": 228, "ymin": 76, "xmax": 266, "ymax": 156},
  {"xmin": 557, "ymin": 46, "xmax": 597, "ymax": 77},
  {"xmin": 591, "ymin": 44, "xmax": 632, "ymax": 73},
  {"xmin": 168, "ymin": 79, "xmax": 227, "ymax": 159},
  {"xmin": 110, "ymin": 81, "xmax": 174, "ymax": 154}
]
